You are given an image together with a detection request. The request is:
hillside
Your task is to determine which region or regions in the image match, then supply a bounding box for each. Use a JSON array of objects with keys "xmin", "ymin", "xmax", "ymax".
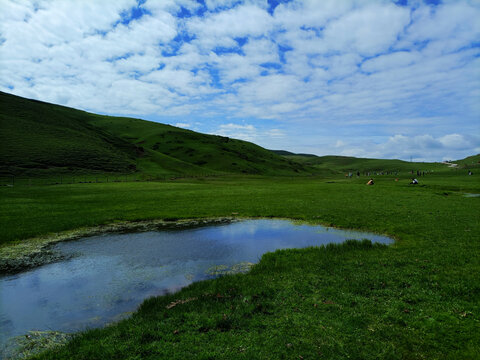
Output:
[
  {"xmin": 0, "ymin": 92, "xmax": 309, "ymax": 177},
  {"xmin": 0, "ymin": 92, "xmax": 138, "ymax": 176},
  {"xmin": 270, "ymin": 150, "xmax": 317, "ymax": 157},
  {"xmin": 86, "ymin": 116, "xmax": 309, "ymax": 176},
  {"xmin": 2, "ymin": 91, "xmax": 471, "ymax": 179},
  {"xmin": 454, "ymin": 154, "xmax": 480, "ymax": 168},
  {"xmin": 277, "ymin": 153, "xmax": 447, "ymax": 174}
]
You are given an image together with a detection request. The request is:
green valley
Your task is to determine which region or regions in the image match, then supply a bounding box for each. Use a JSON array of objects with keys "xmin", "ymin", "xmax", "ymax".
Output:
[{"xmin": 0, "ymin": 93, "xmax": 479, "ymax": 360}]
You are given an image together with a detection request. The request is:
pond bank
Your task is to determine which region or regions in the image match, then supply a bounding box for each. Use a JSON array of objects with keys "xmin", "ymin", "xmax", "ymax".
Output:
[
  {"xmin": 1, "ymin": 218, "xmax": 393, "ymax": 357},
  {"xmin": 0, "ymin": 217, "xmax": 234, "ymax": 275}
]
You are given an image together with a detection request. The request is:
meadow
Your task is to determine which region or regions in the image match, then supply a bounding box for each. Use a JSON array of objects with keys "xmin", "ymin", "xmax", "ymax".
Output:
[
  {"xmin": 1, "ymin": 171, "xmax": 479, "ymax": 359},
  {"xmin": 0, "ymin": 91, "xmax": 309, "ymax": 179}
]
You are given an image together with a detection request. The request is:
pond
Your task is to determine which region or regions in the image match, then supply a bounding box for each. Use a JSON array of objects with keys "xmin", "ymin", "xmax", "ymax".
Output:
[{"xmin": 0, "ymin": 219, "xmax": 393, "ymax": 352}]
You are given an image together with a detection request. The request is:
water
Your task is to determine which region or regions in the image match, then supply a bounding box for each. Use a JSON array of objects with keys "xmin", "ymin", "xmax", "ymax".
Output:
[{"xmin": 0, "ymin": 219, "xmax": 392, "ymax": 349}]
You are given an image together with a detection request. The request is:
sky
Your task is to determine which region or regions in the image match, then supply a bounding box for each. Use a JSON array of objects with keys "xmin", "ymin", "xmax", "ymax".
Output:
[{"xmin": 1, "ymin": 0, "xmax": 479, "ymax": 162}]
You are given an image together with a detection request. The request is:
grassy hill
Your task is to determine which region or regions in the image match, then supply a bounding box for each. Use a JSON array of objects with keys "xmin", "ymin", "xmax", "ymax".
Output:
[
  {"xmin": 0, "ymin": 92, "xmax": 138, "ymax": 176},
  {"xmin": 2, "ymin": 91, "xmax": 473, "ymax": 180},
  {"xmin": 86, "ymin": 115, "xmax": 309, "ymax": 176},
  {"xmin": 270, "ymin": 150, "xmax": 317, "ymax": 157},
  {"xmin": 0, "ymin": 92, "xmax": 309, "ymax": 177},
  {"xmin": 454, "ymin": 154, "xmax": 480, "ymax": 169},
  {"xmin": 276, "ymin": 152, "xmax": 447, "ymax": 174}
]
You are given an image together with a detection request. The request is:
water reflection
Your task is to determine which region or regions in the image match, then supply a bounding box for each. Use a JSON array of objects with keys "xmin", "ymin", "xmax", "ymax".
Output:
[{"xmin": 0, "ymin": 219, "xmax": 392, "ymax": 350}]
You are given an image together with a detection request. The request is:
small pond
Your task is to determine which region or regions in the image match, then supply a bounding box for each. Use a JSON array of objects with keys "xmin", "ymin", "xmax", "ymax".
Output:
[{"xmin": 0, "ymin": 219, "xmax": 392, "ymax": 351}]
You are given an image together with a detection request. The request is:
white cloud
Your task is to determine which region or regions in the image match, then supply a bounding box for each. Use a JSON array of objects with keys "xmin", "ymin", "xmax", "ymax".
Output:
[
  {"xmin": 144, "ymin": 0, "xmax": 201, "ymax": 16},
  {"xmin": 320, "ymin": 3, "xmax": 410, "ymax": 56},
  {"xmin": 1, "ymin": 0, "xmax": 479, "ymax": 161},
  {"xmin": 403, "ymin": 2, "xmax": 480, "ymax": 52},
  {"xmin": 216, "ymin": 123, "xmax": 257, "ymax": 142},
  {"xmin": 330, "ymin": 133, "xmax": 480, "ymax": 162},
  {"xmin": 438, "ymin": 134, "xmax": 469, "ymax": 150},
  {"xmin": 361, "ymin": 51, "xmax": 420, "ymax": 73},
  {"xmin": 204, "ymin": 0, "xmax": 240, "ymax": 11},
  {"xmin": 266, "ymin": 128, "xmax": 285, "ymax": 138},
  {"xmin": 219, "ymin": 123, "xmax": 255, "ymax": 131},
  {"xmin": 175, "ymin": 122, "xmax": 192, "ymax": 128},
  {"xmin": 236, "ymin": 74, "xmax": 305, "ymax": 104},
  {"xmin": 213, "ymin": 123, "xmax": 286, "ymax": 146},
  {"xmin": 273, "ymin": 0, "xmax": 354, "ymax": 30},
  {"xmin": 187, "ymin": 4, "xmax": 273, "ymax": 50}
]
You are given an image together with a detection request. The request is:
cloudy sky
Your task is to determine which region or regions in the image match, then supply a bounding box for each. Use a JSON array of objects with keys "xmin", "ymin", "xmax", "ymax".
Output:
[{"xmin": 1, "ymin": 0, "xmax": 479, "ymax": 161}]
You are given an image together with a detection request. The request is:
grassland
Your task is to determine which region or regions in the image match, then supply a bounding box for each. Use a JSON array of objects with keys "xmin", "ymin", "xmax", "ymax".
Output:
[
  {"xmin": 0, "ymin": 170, "xmax": 478, "ymax": 359},
  {"xmin": 0, "ymin": 92, "xmax": 138, "ymax": 176},
  {"xmin": 4, "ymin": 90, "xmax": 461, "ymax": 182},
  {"xmin": 274, "ymin": 151, "xmax": 450, "ymax": 175},
  {"xmin": 454, "ymin": 154, "xmax": 480, "ymax": 169},
  {"xmin": 0, "ymin": 91, "xmax": 309, "ymax": 178},
  {"xmin": 87, "ymin": 115, "xmax": 309, "ymax": 176},
  {"xmin": 1, "ymin": 91, "xmax": 479, "ymax": 358}
]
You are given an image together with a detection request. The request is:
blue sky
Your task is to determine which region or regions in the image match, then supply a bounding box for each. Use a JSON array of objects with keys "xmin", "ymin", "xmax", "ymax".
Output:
[{"xmin": 1, "ymin": 0, "xmax": 479, "ymax": 161}]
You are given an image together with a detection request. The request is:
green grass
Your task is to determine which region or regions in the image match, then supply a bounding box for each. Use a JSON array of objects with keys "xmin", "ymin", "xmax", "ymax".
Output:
[
  {"xmin": 279, "ymin": 153, "xmax": 449, "ymax": 175},
  {"xmin": 88, "ymin": 115, "xmax": 310, "ymax": 176},
  {"xmin": 2, "ymin": 91, "xmax": 479, "ymax": 359},
  {"xmin": 1, "ymin": 171, "xmax": 479, "ymax": 359},
  {"xmin": 454, "ymin": 154, "xmax": 480, "ymax": 169},
  {"xmin": 0, "ymin": 92, "xmax": 137, "ymax": 176},
  {"xmin": 0, "ymin": 91, "xmax": 310, "ymax": 177}
]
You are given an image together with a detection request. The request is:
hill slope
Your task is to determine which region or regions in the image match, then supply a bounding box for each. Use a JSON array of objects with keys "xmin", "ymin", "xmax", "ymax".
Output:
[
  {"xmin": 0, "ymin": 92, "xmax": 309, "ymax": 177},
  {"xmin": 277, "ymin": 153, "xmax": 448, "ymax": 174},
  {"xmin": 454, "ymin": 154, "xmax": 480, "ymax": 169},
  {"xmin": 0, "ymin": 92, "xmax": 138, "ymax": 176},
  {"xmin": 87, "ymin": 115, "xmax": 309, "ymax": 176}
]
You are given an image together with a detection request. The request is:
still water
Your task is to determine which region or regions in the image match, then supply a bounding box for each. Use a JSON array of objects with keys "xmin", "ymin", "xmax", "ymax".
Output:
[{"xmin": 0, "ymin": 219, "xmax": 392, "ymax": 349}]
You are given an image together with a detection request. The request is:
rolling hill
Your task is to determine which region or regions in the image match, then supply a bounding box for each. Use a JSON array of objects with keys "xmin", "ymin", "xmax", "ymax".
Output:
[
  {"xmin": 85, "ymin": 115, "xmax": 309, "ymax": 176},
  {"xmin": 273, "ymin": 152, "xmax": 448, "ymax": 174},
  {"xmin": 0, "ymin": 92, "xmax": 138, "ymax": 176},
  {"xmin": 454, "ymin": 154, "xmax": 480, "ymax": 168},
  {"xmin": 1, "ymin": 91, "xmax": 471, "ymax": 179},
  {"xmin": 0, "ymin": 92, "xmax": 309, "ymax": 177}
]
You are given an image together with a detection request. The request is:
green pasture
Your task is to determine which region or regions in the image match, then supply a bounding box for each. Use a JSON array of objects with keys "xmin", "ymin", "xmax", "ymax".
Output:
[
  {"xmin": 0, "ymin": 171, "xmax": 478, "ymax": 359},
  {"xmin": 1, "ymin": 172, "xmax": 477, "ymax": 246},
  {"xmin": 0, "ymin": 91, "xmax": 310, "ymax": 178}
]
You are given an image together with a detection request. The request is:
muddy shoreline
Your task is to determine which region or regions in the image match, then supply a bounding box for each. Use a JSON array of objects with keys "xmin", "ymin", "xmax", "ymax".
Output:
[{"xmin": 0, "ymin": 217, "xmax": 234, "ymax": 275}]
